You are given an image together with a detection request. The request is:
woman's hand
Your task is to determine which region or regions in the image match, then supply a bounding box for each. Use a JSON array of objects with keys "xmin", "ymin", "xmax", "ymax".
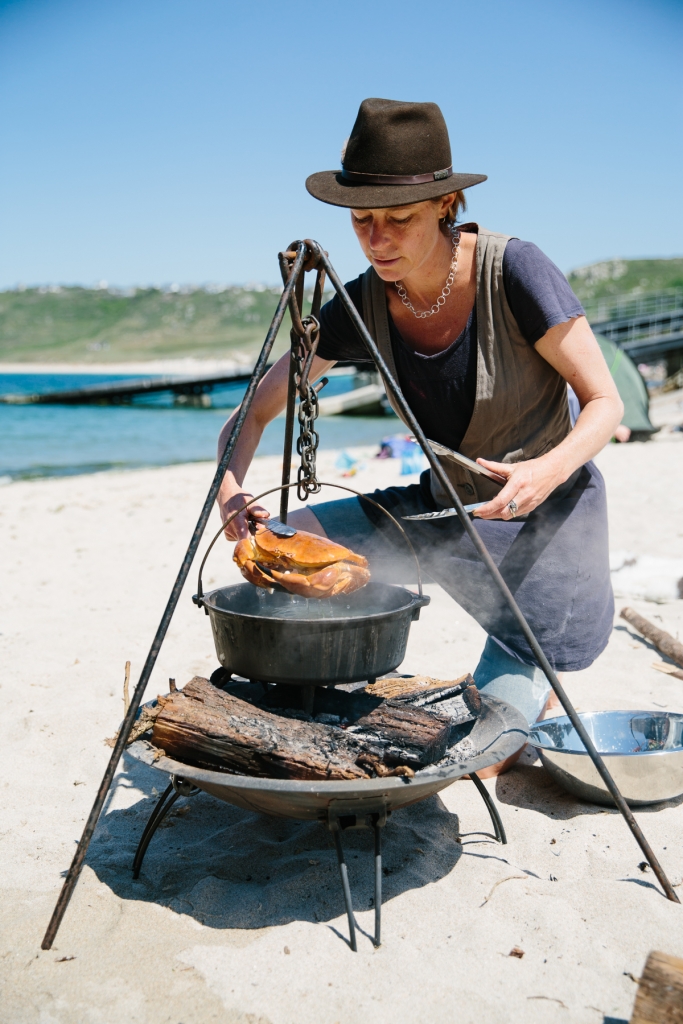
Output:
[
  {"xmin": 218, "ymin": 488, "xmax": 270, "ymax": 540},
  {"xmin": 472, "ymin": 456, "xmax": 563, "ymax": 520},
  {"xmin": 214, "ymin": 350, "xmax": 336, "ymax": 541},
  {"xmin": 472, "ymin": 317, "xmax": 624, "ymax": 521}
]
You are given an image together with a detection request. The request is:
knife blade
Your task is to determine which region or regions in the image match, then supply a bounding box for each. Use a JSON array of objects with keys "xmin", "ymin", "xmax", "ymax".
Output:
[
  {"xmin": 402, "ymin": 502, "xmax": 486, "ymax": 521},
  {"xmin": 248, "ymin": 517, "xmax": 298, "ymax": 537}
]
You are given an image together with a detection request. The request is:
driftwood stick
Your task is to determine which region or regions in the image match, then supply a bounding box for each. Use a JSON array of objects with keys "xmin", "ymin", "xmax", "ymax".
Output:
[
  {"xmin": 104, "ymin": 700, "xmax": 164, "ymax": 749},
  {"xmin": 621, "ymin": 607, "xmax": 683, "ymax": 670},
  {"xmin": 123, "ymin": 661, "xmax": 131, "ymax": 714},
  {"xmin": 630, "ymin": 950, "xmax": 683, "ymax": 1024},
  {"xmin": 652, "ymin": 661, "xmax": 683, "ymax": 683}
]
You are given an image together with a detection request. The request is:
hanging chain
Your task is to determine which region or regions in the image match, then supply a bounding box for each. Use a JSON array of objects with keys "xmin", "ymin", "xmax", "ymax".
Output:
[
  {"xmin": 294, "ymin": 315, "xmax": 323, "ymax": 500},
  {"xmin": 279, "ymin": 244, "xmax": 328, "ymax": 503}
]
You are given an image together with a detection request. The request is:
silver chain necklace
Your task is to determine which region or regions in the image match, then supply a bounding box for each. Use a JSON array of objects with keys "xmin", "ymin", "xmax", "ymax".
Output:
[{"xmin": 394, "ymin": 225, "xmax": 461, "ymax": 319}]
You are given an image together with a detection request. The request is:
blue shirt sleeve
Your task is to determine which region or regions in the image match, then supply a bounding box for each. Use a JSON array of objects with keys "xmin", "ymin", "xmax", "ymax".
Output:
[{"xmin": 502, "ymin": 239, "xmax": 585, "ymax": 345}]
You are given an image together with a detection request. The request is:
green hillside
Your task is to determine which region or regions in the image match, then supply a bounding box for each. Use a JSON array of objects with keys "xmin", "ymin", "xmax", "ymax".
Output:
[
  {"xmin": 0, "ymin": 285, "xmax": 296, "ymax": 364},
  {"xmin": 568, "ymin": 257, "xmax": 683, "ymax": 315},
  {"xmin": 2, "ymin": 256, "xmax": 682, "ymax": 365}
]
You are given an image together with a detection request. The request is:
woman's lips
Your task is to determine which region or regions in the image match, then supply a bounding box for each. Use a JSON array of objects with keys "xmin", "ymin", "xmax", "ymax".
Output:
[{"xmin": 372, "ymin": 256, "xmax": 401, "ymax": 267}]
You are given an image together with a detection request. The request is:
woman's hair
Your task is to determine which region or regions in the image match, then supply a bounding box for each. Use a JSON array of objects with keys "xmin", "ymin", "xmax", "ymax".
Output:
[{"xmin": 432, "ymin": 190, "xmax": 467, "ymax": 230}]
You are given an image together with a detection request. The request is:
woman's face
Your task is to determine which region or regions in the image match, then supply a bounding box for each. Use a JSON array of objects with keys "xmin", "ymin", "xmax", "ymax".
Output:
[{"xmin": 350, "ymin": 194, "xmax": 455, "ymax": 282}]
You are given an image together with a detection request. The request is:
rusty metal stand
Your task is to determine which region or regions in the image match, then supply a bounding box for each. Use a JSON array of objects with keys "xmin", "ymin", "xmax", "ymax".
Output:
[
  {"xmin": 41, "ymin": 237, "xmax": 677, "ymax": 952},
  {"xmin": 132, "ymin": 783, "xmax": 176, "ymax": 879},
  {"xmin": 332, "ymin": 830, "xmax": 359, "ymax": 951},
  {"xmin": 325, "ymin": 784, "xmax": 505, "ymax": 952},
  {"xmin": 469, "ymin": 773, "xmax": 507, "ymax": 844},
  {"xmin": 132, "ymin": 776, "xmax": 198, "ymax": 880},
  {"xmin": 328, "ymin": 806, "xmax": 386, "ymax": 950}
]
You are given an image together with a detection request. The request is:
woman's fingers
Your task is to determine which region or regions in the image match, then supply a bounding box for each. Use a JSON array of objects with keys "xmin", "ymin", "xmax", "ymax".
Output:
[
  {"xmin": 471, "ymin": 457, "xmax": 564, "ymax": 519},
  {"xmin": 473, "ymin": 459, "xmax": 517, "ymax": 517},
  {"xmin": 247, "ymin": 503, "xmax": 270, "ymax": 521},
  {"xmin": 222, "ymin": 511, "xmax": 248, "ymax": 541},
  {"xmin": 473, "ymin": 471, "xmax": 554, "ymax": 519},
  {"xmin": 473, "ymin": 464, "xmax": 530, "ymax": 520},
  {"xmin": 474, "ymin": 486, "xmax": 519, "ymax": 519},
  {"xmin": 220, "ymin": 496, "xmax": 271, "ymax": 540},
  {"xmin": 476, "ymin": 457, "xmax": 511, "ymax": 477}
]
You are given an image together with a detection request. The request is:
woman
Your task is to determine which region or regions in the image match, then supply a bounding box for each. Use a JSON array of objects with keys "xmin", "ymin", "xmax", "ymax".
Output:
[{"xmin": 217, "ymin": 98, "xmax": 622, "ymax": 748}]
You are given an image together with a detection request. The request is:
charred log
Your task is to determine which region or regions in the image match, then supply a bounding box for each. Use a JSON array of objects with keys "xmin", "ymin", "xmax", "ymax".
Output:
[{"xmin": 151, "ymin": 676, "xmax": 451, "ymax": 780}]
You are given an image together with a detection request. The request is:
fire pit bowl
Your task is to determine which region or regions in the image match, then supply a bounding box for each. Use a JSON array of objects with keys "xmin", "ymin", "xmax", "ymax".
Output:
[
  {"xmin": 128, "ymin": 694, "xmax": 527, "ymax": 819},
  {"xmin": 196, "ymin": 581, "xmax": 430, "ymax": 686},
  {"xmin": 530, "ymin": 710, "xmax": 683, "ymax": 807},
  {"xmin": 126, "ymin": 693, "xmax": 526, "ymax": 950}
]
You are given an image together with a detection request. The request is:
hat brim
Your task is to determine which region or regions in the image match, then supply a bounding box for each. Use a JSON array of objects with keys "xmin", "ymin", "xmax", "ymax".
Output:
[{"xmin": 305, "ymin": 170, "xmax": 487, "ymax": 209}]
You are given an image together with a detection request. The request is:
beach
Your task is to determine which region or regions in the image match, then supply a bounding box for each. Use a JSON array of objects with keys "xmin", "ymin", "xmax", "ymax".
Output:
[{"xmin": 2, "ymin": 433, "xmax": 683, "ymax": 1023}]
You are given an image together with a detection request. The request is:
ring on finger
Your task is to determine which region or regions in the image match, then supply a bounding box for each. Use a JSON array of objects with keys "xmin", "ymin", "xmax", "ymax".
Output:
[{"xmin": 507, "ymin": 499, "xmax": 519, "ymax": 518}]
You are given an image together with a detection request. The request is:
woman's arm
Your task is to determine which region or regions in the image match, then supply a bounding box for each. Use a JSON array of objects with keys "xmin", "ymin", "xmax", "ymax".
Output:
[
  {"xmin": 474, "ymin": 316, "xmax": 623, "ymax": 520},
  {"xmin": 216, "ymin": 351, "xmax": 336, "ymax": 538}
]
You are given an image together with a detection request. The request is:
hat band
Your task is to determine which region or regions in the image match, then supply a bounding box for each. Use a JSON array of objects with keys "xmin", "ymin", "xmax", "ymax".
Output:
[{"xmin": 341, "ymin": 166, "xmax": 453, "ymax": 186}]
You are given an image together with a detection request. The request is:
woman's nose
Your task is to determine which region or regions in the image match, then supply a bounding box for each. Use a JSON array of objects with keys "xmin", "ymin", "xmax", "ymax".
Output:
[{"xmin": 369, "ymin": 220, "xmax": 388, "ymax": 251}]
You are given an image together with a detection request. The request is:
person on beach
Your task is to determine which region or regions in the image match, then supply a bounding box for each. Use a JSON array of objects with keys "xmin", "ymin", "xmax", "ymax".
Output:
[{"xmin": 217, "ymin": 98, "xmax": 623, "ymax": 766}]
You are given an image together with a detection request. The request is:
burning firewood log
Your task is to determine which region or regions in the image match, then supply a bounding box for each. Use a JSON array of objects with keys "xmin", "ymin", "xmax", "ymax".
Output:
[
  {"xmin": 150, "ymin": 676, "xmax": 452, "ymax": 781},
  {"xmin": 365, "ymin": 673, "xmax": 481, "ymax": 714}
]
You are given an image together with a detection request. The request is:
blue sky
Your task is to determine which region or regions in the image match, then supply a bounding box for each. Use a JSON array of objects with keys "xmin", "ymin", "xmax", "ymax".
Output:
[{"xmin": 0, "ymin": 0, "xmax": 681, "ymax": 289}]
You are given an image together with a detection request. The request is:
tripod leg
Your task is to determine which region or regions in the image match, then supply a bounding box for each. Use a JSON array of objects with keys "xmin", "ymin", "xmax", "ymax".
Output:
[
  {"xmin": 373, "ymin": 821, "xmax": 382, "ymax": 947},
  {"xmin": 332, "ymin": 830, "xmax": 357, "ymax": 952},
  {"xmin": 469, "ymin": 772, "xmax": 507, "ymax": 844},
  {"xmin": 132, "ymin": 784, "xmax": 179, "ymax": 878}
]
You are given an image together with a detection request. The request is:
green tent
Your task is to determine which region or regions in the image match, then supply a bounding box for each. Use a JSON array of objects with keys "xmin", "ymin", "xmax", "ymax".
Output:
[{"xmin": 595, "ymin": 333, "xmax": 657, "ymax": 437}]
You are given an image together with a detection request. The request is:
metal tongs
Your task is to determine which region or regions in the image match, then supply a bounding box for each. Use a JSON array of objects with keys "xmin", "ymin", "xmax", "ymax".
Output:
[
  {"xmin": 403, "ymin": 439, "xmax": 505, "ymax": 521},
  {"xmin": 249, "ymin": 516, "xmax": 297, "ymax": 537}
]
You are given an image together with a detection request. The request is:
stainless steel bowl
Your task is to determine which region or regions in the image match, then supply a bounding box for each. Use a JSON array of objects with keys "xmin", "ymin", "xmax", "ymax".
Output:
[{"xmin": 530, "ymin": 710, "xmax": 683, "ymax": 807}]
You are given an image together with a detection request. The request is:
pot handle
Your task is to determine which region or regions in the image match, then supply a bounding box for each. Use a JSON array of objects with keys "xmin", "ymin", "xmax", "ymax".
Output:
[{"xmin": 194, "ymin": 480, "xmax": 425, "ymax": 605}]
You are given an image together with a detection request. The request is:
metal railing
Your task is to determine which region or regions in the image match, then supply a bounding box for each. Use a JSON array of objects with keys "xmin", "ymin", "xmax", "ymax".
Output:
[
  {"xmin": 587, "ymin": 290, "xmax": 683, "ymax": 364},
  {"xmin": 585, "ymin": 289, "xmax": 683, "ymax": 326}
]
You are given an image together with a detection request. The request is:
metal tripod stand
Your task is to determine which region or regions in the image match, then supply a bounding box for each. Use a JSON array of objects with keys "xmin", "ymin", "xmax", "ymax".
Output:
[{"xmin": 41, "ymin": 237, "xmax": 678, "ymax": 952}]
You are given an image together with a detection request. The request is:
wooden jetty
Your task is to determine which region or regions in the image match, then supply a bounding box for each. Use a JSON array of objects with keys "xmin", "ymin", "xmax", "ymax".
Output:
[
  {"xmin": 0, "ymin": 367, "xmax": 259, "ymax": 406},
  {"xmin": 0, "ymin": 364, "xmax": 391, "ymax": 416}
]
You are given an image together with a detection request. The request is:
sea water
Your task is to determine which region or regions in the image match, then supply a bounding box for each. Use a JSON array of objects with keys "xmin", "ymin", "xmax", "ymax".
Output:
[{"xmin": 0, "ymin": 372, "xmax": 394, "ymax": 483}]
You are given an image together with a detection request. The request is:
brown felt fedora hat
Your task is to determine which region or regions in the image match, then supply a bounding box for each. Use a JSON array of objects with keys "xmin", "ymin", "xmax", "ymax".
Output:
[{"xmin": 306, "ymin": 97, "xmax": 487, "ymax": 209}]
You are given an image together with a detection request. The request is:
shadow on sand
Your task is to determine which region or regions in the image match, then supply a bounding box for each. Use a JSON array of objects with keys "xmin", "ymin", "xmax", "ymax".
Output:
[{"xmin": 86, "ymin": 751, "xmax": 466, "ymax": 931}]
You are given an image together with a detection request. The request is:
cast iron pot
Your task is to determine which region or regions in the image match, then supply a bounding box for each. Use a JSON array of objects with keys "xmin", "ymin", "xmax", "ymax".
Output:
[
  {"xmin": 197, "ymin": 581, "xmax": 429, "ymax": 685},
  {"xmin": 193, "ymin": 481, "xmax": 430, "ymax": 686}
]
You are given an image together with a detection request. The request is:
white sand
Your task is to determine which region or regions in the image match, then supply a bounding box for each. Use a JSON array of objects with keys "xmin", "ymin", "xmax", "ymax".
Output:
[{"xmin": 2, "ymin": 437, "xmax": 683, "ymax": 1023}]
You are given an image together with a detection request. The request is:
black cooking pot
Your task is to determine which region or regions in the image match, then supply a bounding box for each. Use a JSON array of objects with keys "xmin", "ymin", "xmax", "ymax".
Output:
[{"xmin": 198, "ymin": 582, "xmax": 429, "ymax": 685}]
